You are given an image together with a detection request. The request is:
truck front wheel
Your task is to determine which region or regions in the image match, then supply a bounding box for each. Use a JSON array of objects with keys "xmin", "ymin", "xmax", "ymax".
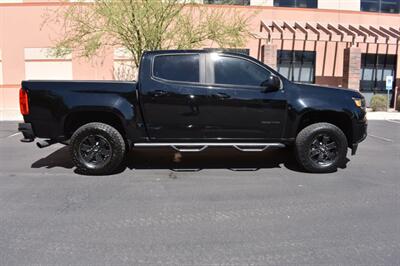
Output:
[
  {"xmin": 295, "ymin": 122, "xmax": 348, "ymax": 173},
  {"xmin": 70, "ymin": 122, "xmax": 126, "ymax": 175}
]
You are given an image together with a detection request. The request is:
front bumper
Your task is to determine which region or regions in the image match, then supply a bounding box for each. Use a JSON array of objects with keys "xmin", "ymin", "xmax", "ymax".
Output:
[
  {"xmin": 18, "ymin": 123, "xmax": 35, "ymax": 142},
  {"xmin": 351, "ymin": 119, "xmax": 368, "ymax": 155},
  {"xmin": 353, "ymin": 119, "xmax": 368, "ymax": 143}
]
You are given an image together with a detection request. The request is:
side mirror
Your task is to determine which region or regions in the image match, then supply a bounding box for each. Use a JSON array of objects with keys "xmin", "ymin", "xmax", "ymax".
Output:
[{"xmin": 261, "ymin": 75, "xmax": 281, "ymax": 92}]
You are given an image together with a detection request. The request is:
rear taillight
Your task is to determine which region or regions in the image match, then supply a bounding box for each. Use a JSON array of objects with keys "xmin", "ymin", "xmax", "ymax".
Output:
[{"xmin": 19, "ymin": 88, "xmax": 29, "ymax": 115}]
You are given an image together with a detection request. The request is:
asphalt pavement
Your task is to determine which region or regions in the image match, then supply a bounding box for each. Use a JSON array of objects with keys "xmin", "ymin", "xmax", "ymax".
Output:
[{"xmin": 0, "ymin": 120, "xmax": 399, "ymax": 265}]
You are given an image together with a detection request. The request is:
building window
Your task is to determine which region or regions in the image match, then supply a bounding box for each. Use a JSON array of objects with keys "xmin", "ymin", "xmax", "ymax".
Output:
[
  {"xmin": 203, "ymin": 48, "xmax": 250, "ymax": 56},
  {"xmin": 277, "ymin": 50, "xmax": 316, "ymax": 84},
  {"xmin": 361, "ymin": 0, "xmax": 400, "ymax": 13},
  {"xmin": 273, "ymin": 0, "xmax": 318, "ymax": 8},
  {"xmin": 360, "ymin": 54, "xmax": 397, "ymax": 92},
  {"xmin": 204, "ymin": 0, "xmax": 250, "ymax": 5}
]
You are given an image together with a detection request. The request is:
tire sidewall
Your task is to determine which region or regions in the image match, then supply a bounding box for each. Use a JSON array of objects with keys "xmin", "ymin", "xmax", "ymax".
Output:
[
  {"xmin": 296, "ymin": 123, "xmax": 348, "ymax": 173},
  {"xmin": 70, "ymin": 123, "xmax": 125, "ymax": 175}
]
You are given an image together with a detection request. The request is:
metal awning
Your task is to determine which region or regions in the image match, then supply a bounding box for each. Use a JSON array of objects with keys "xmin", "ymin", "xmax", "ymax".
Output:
[{"xmin": 259, "ymin": 20, "xmax": 400, "ymax": 44}]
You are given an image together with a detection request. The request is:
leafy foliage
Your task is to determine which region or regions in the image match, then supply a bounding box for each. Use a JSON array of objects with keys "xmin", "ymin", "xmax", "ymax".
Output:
[
  {"xmin": 370, "ymin": 94, "xmax": 388, "ymax": 111},
  {"xmin": 47, "ymin": 0, "xmax": 254, "ymax": 68}
]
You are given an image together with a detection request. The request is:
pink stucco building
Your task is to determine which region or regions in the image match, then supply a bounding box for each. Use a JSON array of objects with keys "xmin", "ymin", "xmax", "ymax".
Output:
[{"xmin": 0, "ymin": 0, "xmax": 399, "ymax": 120}]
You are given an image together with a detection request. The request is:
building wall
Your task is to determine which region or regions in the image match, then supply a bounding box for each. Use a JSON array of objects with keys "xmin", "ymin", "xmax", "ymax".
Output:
[
  {"xmin": 0, "ymin": 2, "xmax": 116, "ymax": 119},
  {"xmin": 318, "ymin": 0, "xmax": 360, "ymax": 11},
  {"xmin": 24, "ymin": 48, "xmax": 73, "ymax": 80},
  {"xmin": 0, "ymin": 1, "xmax": 399, "ymax": 119},
  {"xmin": 0, "ymin": 49, "xmax": 3, "ymax": 85},
  {"xmin": 250, "ymin": 0, "xmax": 273, "ymax": 6},
  {"xmin": 244, "ymin": 6, "xmax": 400, "ymax": 85}
]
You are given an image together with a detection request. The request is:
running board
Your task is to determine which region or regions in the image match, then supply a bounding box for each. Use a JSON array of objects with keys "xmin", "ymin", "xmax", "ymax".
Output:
[{"xmin": 134, "ymin": 143, "xmax": 285, "ymax": 153}]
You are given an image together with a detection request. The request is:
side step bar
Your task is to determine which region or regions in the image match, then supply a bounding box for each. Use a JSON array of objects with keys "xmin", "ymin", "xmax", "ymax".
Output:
[{"xmin": 134, "ymin": 143, "xmax": 285, "ymax": 153}]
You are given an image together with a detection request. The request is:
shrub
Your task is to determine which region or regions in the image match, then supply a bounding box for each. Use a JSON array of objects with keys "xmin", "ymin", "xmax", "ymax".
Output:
[{"xmin": 370, "ymin": 94, "xmax": 388, "ymax": 111}]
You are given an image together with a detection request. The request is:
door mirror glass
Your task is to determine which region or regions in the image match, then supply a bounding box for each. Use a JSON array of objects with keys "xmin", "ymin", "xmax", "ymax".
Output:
[{"xmin": 261, "ymin": 75, "xmax": 281, "ymax": 91}]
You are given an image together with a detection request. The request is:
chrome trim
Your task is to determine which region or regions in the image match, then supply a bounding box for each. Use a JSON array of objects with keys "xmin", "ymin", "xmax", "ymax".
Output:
[
  {"xmin": 134, "ymin": 143, "xmax": 285, "ymax": 152},
  {"xmin": 233, "ymin": 145, "xmax": 270, "ymax": 152},
  {"xmin": 171, "ymin": 146, "xmax": 208, "ymax": 153}
]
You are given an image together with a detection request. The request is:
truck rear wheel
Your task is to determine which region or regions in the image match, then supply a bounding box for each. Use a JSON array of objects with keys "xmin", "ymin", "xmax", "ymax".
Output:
[
  {"xmin": 295, "ymin": 122, "xmax": 348, "ymax": 173},
  {"xmin": 70, "ymin": 122, "xmax": 126, "ymax": 175}
]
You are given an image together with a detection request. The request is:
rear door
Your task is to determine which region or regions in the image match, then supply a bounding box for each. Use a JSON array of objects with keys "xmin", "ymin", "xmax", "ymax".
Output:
[{"xmin": 139, "ymin": 53, "xmax": 211, "ymax": 140}]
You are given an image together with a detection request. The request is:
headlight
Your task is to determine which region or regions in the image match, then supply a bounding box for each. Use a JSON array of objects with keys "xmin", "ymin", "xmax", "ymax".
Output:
[{"xmin": 352, "ymin": 97, "xmax": 365, "ymax": 108}]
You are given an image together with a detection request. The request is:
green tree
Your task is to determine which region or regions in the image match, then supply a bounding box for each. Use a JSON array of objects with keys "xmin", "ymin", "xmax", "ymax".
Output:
[{"xmin": 49, "ymin": 0, "xmax": 254, "ymax": 69}]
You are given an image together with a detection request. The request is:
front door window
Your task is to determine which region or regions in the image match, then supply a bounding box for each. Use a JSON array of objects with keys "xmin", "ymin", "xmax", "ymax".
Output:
[{"xmin": 211, "ymin": 54, "xmax": 271, "ymax": 88}]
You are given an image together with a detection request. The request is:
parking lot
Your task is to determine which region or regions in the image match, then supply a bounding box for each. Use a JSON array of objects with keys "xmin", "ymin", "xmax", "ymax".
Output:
[{"xmin": 0, "ymin": 120, "xmax": 399, "ymax": 265}]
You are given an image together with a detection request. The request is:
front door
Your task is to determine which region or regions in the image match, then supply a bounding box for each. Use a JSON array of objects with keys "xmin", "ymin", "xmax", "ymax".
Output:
[{"xmin": 203, "ymin": 53, "xmax": 287, "ymax": 141}]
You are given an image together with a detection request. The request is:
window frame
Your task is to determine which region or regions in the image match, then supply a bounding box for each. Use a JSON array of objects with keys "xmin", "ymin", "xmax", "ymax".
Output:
[
  {"xmin": 360, "ymin": 53, "xmax": 397, "ymax": 92},
  {"xmin": 206, "ymin": 53, "xmax": 282, "ymax": 90},
  {"xmin": 273, "ymin": 0, "xmax": 318, "ymax": 9},
  {"xmin": 360, "ymin": 0, "xmax": 400, "ymax": 14},
  {"xmin": 277, "ymin": 50, "xmax": 316, "ymax": 84},
  {"xmin": 203, "ymin": 0, "xmax": 250, "ymax": 5},
  {"xmin": 151, "ymin": 53, "xmax": 205, "ymax": 85}
]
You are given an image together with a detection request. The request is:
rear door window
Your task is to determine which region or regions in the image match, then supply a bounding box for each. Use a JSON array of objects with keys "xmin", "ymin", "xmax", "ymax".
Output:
[{"xmin": 153, "ymin": 54, "xmax": 200, "ymax": 83}]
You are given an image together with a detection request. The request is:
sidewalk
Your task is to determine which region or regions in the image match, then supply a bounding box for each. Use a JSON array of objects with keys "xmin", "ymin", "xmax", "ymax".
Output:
[{"xmin": 366, "ymin": 110, "xmax": 400, "ymax": 120}]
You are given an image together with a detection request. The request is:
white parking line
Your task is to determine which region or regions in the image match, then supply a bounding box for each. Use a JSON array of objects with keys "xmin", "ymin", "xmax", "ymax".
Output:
[
  {"xmin": 369, "ymin": 134, "xmax": 393, "ymax": 142},
  {"xmin": 7, "ymin": 132, "xmax": 21, "ymax": 138},
  {"xmin": 386, "ymin": 119, "xmax": 400, "ymax": 124}
]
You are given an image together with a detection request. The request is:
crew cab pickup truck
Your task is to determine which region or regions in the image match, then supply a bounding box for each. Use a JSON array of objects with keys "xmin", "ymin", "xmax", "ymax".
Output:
[{"xmin": 18, "ymin": 50, "xmax": 367, "ymax": 174}]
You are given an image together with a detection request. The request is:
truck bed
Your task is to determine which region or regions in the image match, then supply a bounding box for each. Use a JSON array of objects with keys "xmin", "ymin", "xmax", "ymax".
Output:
[{"xmin": 21, "ymin": 80, "xmax": 139, "ymax": 140}]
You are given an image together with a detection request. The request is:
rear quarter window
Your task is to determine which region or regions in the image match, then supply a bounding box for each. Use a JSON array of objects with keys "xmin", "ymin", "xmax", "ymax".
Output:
[{"xmin": 153, "ymin": 54, "xmax": 200, "ymax": 83}]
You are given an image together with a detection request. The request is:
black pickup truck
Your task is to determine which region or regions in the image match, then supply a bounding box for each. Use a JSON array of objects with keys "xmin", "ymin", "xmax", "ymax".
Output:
[{"xmin": 19, "ymin": 50, "xmax": 367, "ymax": 174}]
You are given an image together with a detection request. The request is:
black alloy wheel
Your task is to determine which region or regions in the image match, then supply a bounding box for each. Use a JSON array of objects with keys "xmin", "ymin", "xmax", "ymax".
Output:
[
  {"xmin": 70, "ymin": 122, "xmax": 126, "ymax": 175},
  {"xmin": 308, "ymin": 133, "xmax": 338, "ymax": 167},
  {"xmin": 78, "ymin": 134, "xmax": 112, "ymax": 169},
  {"xmin": 295, "ymin": 122, "xmax": 348, "ymax": 173}
]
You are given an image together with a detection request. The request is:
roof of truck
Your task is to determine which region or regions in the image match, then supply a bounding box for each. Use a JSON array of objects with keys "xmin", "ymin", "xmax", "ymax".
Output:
[{"xmin": 143, "ymin": 49, "xmax": 249, "ymax": 57}]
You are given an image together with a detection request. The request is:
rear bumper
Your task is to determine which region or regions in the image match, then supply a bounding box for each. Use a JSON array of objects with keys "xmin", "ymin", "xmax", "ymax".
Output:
[{"xmin": 18, "ymin": 123, "xmax": 35, "ymax": 142}]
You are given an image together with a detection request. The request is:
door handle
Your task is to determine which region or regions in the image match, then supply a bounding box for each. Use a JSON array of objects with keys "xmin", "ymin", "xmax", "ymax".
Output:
[
  {"xmin": 151, "ymin": 90, "xmax": 168, "ymax": 97},
  {"xmin": 213, "ymin": 92, "xmax": 230, "ymax": 99}
]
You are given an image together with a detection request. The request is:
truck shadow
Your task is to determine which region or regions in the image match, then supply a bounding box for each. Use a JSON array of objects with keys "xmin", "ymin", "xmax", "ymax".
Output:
[
  {"xmin": 31, "ymin": 146, "xmax": 348, "ymax": 174},
  {"xmin": 125, "ymin": 147, "xmax": 304, "ymax": 172}
]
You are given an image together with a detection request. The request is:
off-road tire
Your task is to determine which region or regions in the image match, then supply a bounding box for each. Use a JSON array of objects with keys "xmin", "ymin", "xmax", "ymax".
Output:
[
  {"xmin": 70, "ymin": 122, "xmax": 126, "ymax": 175},
  {"xmin": 295, "ymin": 122, "xmax": 348, "ymax": 173}
]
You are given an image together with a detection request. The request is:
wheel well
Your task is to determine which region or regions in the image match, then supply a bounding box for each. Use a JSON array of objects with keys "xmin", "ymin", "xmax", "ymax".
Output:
[
  {"xmin": 297, "ymin": 111, "xmax": 352, "ymax": 146},
  {"xmin": 64, "ymin": 111, "xmax": 126, "ymax": 139}
]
